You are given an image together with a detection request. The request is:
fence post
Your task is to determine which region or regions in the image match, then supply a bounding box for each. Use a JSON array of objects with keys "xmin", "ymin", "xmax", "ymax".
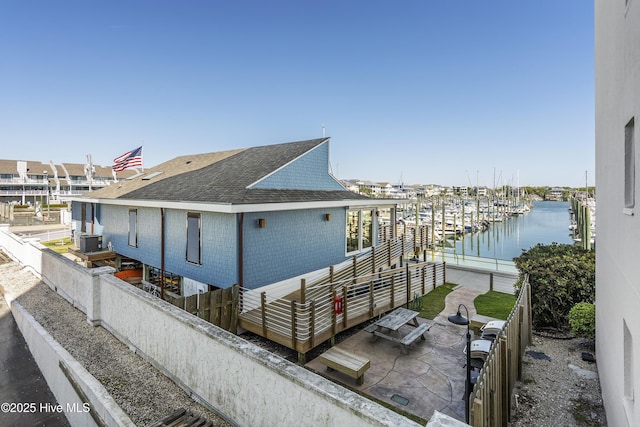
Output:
[
  {"xmin": 290, "ymin": 300, "xmax": 297, "ymax": 350},
  {"xmin": 331, "ymin": 287, "xmax": 336, "ymax": 346},
  {"xmin": 371, "ymin": 246, "xmax": 376, "ymax": 273},
  {"xmin": 443, "ymin": 261, "xmax": 447, "ymax": 283},
  {"xmin": 405, "ymin": 263, "xmax": 411, "ymax": 307},
  {"xmin": 352, "ymin": 255, "xmax": 357, "ymax": 277},
  {"xmin": 369, "ymin": 281, "xmax": 375, "ymax": 317},
  {"xmin": 310, "ymin": 300, "xmax": 316, "ymax": 350},
  {"xmin": 230, "ymin": 284, "xmax": 239, "ymax": 334},
  {"xmin": 342, "ymin": 285, "xmax": 348, "ymax": 328},
  {"xmin": 490, "ymin": 272, "xmax": 494, "ymax": 291},
  {"xmin": 261, "ymin": 292, "xmax": 267, "ymax": 337},
  {"xmin": 432, "ymin": 263, "xmax": 437, "ymax": 289},
  {"xmin": 421, "ymin": 265, "xmax": 425, "ymax": 295},
  {"xmin": 300, "ymin": 278, "xmax": 306, "ymax": 305},
  {"xmin": 330, "ymin": 265, "xmax": 335, "ymax": 283},
  {"xmin": 391, "ymin": 275, "xmax": 395, "ymax": 308}
]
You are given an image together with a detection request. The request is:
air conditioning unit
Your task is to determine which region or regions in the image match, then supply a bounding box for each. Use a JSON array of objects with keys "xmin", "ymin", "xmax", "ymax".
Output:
[{"xmin": 79, "ymin": 235, "xmax": 101, "ymax": 253}]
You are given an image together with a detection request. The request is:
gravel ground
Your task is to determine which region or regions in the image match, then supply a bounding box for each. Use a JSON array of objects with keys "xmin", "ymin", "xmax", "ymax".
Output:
[
  {"xmin": 509, "ymin": 333, "xmax": 607, "ymax": 426},
  {"xmin": 0, "ymin": 261, "xmax": 232, "ymax": 427}
]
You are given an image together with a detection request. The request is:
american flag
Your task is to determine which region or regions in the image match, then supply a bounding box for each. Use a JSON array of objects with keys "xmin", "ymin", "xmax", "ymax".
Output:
[{"xmin": 112, "ymin": 146, "xmax": 143, "ymax": 172}]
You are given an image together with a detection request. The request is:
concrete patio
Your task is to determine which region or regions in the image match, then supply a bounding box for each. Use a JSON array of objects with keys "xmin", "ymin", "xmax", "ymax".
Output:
[{"xmin": 306, "ymin": 286, "xmax": 492, "ymax": 423}]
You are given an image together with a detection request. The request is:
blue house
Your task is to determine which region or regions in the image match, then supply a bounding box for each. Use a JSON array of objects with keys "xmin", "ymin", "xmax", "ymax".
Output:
[{"xmin": 72, "ymin": 138, "xmax": 398, "ymax": 292}]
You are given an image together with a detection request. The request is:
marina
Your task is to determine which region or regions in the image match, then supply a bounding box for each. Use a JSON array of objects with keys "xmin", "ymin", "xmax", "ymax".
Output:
[{"xmin": 392, "ymin": 199, "xmax": 584, "ymax": 268}]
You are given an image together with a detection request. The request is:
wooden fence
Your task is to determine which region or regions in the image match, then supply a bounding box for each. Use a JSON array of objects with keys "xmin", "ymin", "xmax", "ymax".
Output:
[
  {"xmin": 237, "ymin": 230, "xmax": 442, "ymax": 358},
  {"xmin": 238, "ymin": 260, "xmax": 445, "ymax": 357},
  {"xmin": 470, "ymin": 275, "xmax": 532, "ymax": 426},
  {"xmin": 168, "ymin": 284, "xmax": 240, "ymax": 334}
]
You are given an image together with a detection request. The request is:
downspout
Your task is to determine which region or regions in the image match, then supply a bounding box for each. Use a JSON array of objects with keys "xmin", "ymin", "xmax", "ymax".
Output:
[
  {"xmin": 90, "ymin": 203, "xmax": 95, "ymax": 235},
  {"xmin": 238, "ymin": 213, "xmax": 244, "ymax": 288},
  {"xmin": 160, "ymin": 208, "xmax": 165, "ymax": 300}
]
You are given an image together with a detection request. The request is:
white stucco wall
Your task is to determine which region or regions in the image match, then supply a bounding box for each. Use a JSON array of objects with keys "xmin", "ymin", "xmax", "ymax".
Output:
[
  {"xmin": 8, "ymin": 300, "xmax": 134, "ymax": 427},
  {"xmin": 0, "ymin": 224, "xmax": 43, "ymax": 275},
  {"xmin": 595, "ymin": 1, "xmax": 640, "ymax": 425},
  {"xmin": 96, "ymin": 275, "xmax": 419, "ymax": 427}
]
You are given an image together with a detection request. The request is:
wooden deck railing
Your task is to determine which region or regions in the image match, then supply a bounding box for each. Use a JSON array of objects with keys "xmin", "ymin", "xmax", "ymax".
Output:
[
  {"xmin": 238, "ymin": 261, "xmax": 445, "ymax": 356},
  {"xmin": 470, "ymin": 274, "xmax": 532, "ymax": 426},
  {"xmin": 238, "ymin": 231, "xmax": 445, "ymax": 357}
]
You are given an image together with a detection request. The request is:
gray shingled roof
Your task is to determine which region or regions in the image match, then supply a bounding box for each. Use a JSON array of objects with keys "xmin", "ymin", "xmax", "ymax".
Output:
[{"xmin": 110, "ymin": 138, "xmax": 369, "ymax": 205}]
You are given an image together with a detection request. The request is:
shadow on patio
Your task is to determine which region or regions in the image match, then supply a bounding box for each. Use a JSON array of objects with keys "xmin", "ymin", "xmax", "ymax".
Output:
[{"xmin": 305, "ymin": 286, "xmax": 490, "ymax": 423}]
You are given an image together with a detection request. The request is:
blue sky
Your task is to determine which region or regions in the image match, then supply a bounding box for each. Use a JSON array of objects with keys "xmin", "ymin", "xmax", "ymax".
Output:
[{"xmin": 0, "ymin": 1, "xmax": 594, "ymax": 187}]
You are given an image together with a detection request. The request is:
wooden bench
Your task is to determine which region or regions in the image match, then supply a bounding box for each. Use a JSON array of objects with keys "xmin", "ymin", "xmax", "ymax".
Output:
[
  {"xmin": 400, "ymin": 322, "xmax": 432, "ymax": 348},
  {"xmin": 318, "ymin": 347, "xmax": 370, "ymax": 385},
  {"xmin": 364, "ymin": 323, "xmax": 378, "ymax": 333}
]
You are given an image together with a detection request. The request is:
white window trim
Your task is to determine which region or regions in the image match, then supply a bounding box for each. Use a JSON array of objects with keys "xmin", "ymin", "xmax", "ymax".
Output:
[
  {"xmin": 345, "ymin": 208, "xmax": 374, "ymax": 255},
  {"xmin": 128, "ymin": 209, "xmax": 138, "ymax": 248}
]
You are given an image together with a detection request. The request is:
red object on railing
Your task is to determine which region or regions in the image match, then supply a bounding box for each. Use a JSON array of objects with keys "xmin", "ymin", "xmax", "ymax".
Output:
[{"xmin": 334, "ymin": 296, "xmax": 343, "ymax": 314}]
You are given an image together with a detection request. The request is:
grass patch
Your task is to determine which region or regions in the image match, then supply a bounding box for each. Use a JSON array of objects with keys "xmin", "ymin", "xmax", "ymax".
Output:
[
  {"xmin": 410, "ymin": 283, "xmax": 457, "ymax": 319},
  {"xmin": 42, "ymin": 237, "xmax": 74, "ymax": 255},
  {"xmin": 474, "ymin": 290, "xmax": 517, "ymax": 320}
]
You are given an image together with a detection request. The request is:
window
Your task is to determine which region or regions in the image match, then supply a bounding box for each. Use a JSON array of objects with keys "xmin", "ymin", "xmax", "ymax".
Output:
[
  {"xmin": 625, "ymin": 118, "xmax": 635, "ymax": 212},
  {"xmin": 186, "ymin": 212, "xmax": 201, "ymax": 264},
  {"xmin": 346, "ymin": 209, "xmax": 374, "ymax": 254},
  {"xmin": 128, "ymin": 209, "xmax": 138, "ymax": 247},
  {"xmin": 362, "ymin": 210, "xmax": 373, "ymax": 249}
]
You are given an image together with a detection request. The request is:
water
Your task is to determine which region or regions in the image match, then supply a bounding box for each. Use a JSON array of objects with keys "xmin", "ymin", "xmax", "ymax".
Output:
[{"xmin": 445, "ymin": 201, "xmax": 574, "ymax": 262}]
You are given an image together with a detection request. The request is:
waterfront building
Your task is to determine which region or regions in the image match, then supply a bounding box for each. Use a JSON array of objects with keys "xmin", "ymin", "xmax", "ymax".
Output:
[
  {"xmin": 71, "ymin": 138, "xmax": 398, "ymax": 291},
  {"xmin": 452, "ymin": 186, "xmax": 469, "ymax": 197},
  {"xmin": 595, "ymin": 1, "xmax": 640, "ymax": 425},
  {"xmin": 546, "ymin": 187, "xmax": 565, "ymax": 201},
  {"xmin": 475, "ymin": 186, "xmax": 488, "ymax": 197},
  {"xmin": 0, "ymin": 157, "xmax": 136, "ymax": 204}
]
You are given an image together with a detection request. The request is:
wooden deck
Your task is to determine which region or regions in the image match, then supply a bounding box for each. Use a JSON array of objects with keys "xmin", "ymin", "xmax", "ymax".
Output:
[{"xmin": 238, "ymin": 234, "xmax": 446, "ymax": 358}]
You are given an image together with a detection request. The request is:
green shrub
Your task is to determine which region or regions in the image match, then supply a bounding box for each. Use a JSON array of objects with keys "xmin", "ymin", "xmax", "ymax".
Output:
[
  {"xmin": 568, "ymin": 302, "xmax": 595, "ymax": 340},
  {"xmin": 514, "ymin": 243, "xmax": 595, "ymax": 330}
]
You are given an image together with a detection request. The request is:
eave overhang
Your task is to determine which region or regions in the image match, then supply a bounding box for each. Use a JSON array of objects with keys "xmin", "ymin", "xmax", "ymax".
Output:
[{"xmin": 71, "ymin": 196, "xmax": 400, "ymax": 214}]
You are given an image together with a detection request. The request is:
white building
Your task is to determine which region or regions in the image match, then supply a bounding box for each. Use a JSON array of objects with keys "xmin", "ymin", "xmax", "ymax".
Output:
[{"xmin": 595, "ymin": 1, "xmax": 640, "ymax": 425}]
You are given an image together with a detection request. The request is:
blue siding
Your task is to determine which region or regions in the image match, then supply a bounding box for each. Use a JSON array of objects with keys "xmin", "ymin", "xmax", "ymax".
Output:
[
  {"xmin": 100, "ymin": 205, "xmax": 161, "ymax": 265},
  {"xmin": 251, "ymin": 142, "xmax": 344, "ymax": 191},
  {"xmin": 162, "ymin": 210, "xmax": 237, "ymax": 287},
  {"xmin": 71, "ymin": 202, "xmax": 103, "ymax": 236},
  {"xmin": 242, "ymin": 207, "xmax": 350, "ymax": 289},
  {"xmin": 100, "ymin": 205, "xmax": 238, "ymax": 288},
  {"xmin": 77, "ymin": 201, "xmax": 382, "ymax": 291}
]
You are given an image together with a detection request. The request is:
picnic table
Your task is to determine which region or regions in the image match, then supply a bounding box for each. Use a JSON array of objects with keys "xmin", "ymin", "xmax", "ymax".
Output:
[{"xmin": 365, "ymin": 307, "xmax": 432, "ymax": 354}]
